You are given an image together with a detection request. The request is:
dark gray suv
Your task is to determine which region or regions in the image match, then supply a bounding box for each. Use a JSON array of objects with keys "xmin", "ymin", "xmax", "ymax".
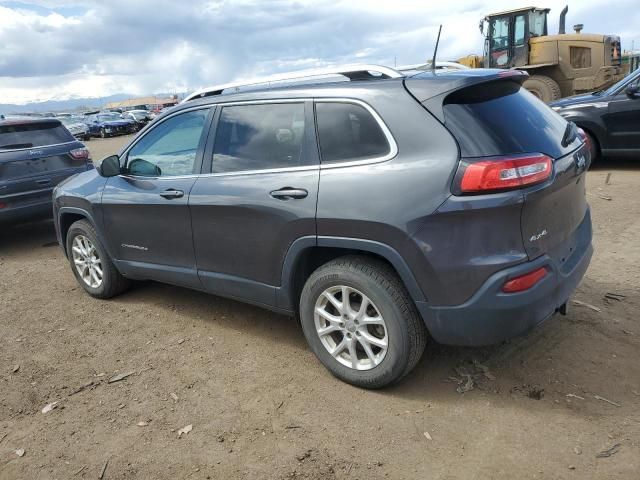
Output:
[{"xmin": 53, "ymin": 65, "xmax": 593, "ymax": 388}]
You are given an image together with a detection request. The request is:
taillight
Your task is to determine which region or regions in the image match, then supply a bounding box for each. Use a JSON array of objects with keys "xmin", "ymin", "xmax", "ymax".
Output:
[
  {"xmin": 576, "ymin": 127, "xmax": 591, "ymax": 152},
  {"xmin": 502, "ymin": 267, "xmax": 548, "ymax": 293},
  {"xmin": 0, "ymin": 202, "xmax": 6, "ymax": 209},
  {"xmin": 455, "ymin": 153, "xmax": 552, "ymax": 194},
  {"xmin": 69, "ymin": 148, "xmax": 90, "ymax": 161}
]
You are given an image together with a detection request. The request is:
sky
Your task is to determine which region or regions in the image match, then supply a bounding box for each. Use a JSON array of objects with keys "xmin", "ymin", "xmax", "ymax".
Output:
[{"xmin": 0, "ymin": 0, "xmax": 638, "ymax": 105}]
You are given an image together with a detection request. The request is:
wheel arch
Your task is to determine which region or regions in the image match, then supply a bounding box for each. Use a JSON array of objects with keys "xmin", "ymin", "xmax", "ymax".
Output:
[
  {"xmin": 277, "ymin": 236, "xmax": 426, "ymax": 312},
  {"xmin": 57, "ymin": 207, "xmax": 99, "ymax": 257}
]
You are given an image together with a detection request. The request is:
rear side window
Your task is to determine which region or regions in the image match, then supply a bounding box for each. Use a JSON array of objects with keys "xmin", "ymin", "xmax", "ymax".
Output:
[
  {"xmin": 315, "ymin": 102, "xmax": 390, "ymax": 163},
  {"xmin": 212, "ymin": 103, "xmax": 308, "ymax": 173},
  {"xmin": 0, "ymin": 121, "xmax": 74, "ymax": 150},
  {"xmin": 443, "ymin": 81, "xmax": 572, "ymax": 159}
]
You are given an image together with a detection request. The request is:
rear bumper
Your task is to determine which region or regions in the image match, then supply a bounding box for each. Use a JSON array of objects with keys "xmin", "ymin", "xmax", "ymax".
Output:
[
  {"xmin": 0, "ymin": 200, "xmax": 52, "ymax": 223},
  {"xmin": 417, "ymin": 210, "xmax": 593, "ymax": 346}
]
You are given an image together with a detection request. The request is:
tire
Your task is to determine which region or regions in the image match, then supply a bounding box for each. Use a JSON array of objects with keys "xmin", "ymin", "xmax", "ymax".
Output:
[
  {"xmin": 65, "ymin": 219, "xmax": 130, "ymax": 299},
  {"xmin": 83, "ymin": 134, "xmax": 91, "ymax": 141},
  {"xmin": 100, "ymin": 128, "xmax": 107, "ymax": 139},
  {"xmin": 523, "ymin": 75, "xmax": 562, "ymax": 102},
  {"xmin": 299, "ymin": 255, "xmax": 427, "ymax": 389}
]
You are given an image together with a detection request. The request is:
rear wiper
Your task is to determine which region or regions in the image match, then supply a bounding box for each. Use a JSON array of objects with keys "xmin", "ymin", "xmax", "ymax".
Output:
[{"xmin": 561, "ymin": 121, "xmax": 578, "ymax": 148}]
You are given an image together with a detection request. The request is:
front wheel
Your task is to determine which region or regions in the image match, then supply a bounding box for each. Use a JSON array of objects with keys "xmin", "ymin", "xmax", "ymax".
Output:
[
  {"xmin": 66, "ymin": 220, "xmax": 130, "ymax": 299},
  {"xmin": 523, "ymin": 74, "xmax": 562, "ymax": 102},
  {"xmin": 100, "ymin": 128, "xmax": 107, "ymax": 139},
  {"xmin": 299, "ymin": 256, "xmax": 427, "ymax": 389}
]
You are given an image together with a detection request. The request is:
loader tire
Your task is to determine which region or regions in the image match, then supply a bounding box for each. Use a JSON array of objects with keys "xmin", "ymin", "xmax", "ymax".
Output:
[{"xmin": 524, "ymin": 75, "xmax": 562, "ymax": 102}]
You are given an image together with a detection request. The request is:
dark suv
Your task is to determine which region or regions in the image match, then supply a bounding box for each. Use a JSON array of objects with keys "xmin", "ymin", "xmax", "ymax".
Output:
[
  {"xmin": 549, "ymin": 67, "xmax": 640, "ymax": 159},
  {"xmin": 52, "ymin": 65, "xmax": 593, "ymax": 388},
  {"xmin": 1, "ymin": 117, "xmax": 91, "ymax": 223}
]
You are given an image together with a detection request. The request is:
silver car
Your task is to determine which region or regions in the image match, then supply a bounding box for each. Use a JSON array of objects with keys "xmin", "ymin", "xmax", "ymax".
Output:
[{"xmin": 60, "ymin": 116, "xmax": 91, "ymax": 141}]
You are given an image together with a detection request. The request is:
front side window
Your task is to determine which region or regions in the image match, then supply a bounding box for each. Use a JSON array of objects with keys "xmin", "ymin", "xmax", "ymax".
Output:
[
  {"xmin": 127, "ymin": 109, "xmax": 208, "ymax": 177},
  {"xmin": 212, "ymin": 103, "xmax": 307, "ymax": 173},
  {"xmin": 490, "ymin": 18, "xmax": 509, "ymax": 51},
  {"xmin": 315, "ymin": 102, "xmax": 390, "ymax": 164},
  {"xmin": 514, "ymin": 15, "xmax": 526, "ymax": 46}
]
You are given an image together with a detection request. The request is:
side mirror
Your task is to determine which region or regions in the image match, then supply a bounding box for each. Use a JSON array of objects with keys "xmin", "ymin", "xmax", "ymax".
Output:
[
  {"xmin": 97, "ymin": 155, "xmax": 121, "ymax": 177},
  {"xmin": 128, "ymin": 158, "xmax": 162, "ymax": 177},
  {"xmin": 626, "ymin": 84, "xmax": 639, "ymax": 98}
]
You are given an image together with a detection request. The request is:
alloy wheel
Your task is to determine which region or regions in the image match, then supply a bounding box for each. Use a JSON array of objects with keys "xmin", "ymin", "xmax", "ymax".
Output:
[
  {"xmin": 314, "ymin": 285, "xmax": 388, "ymax": 370},
  {"xmin": 71, "ymin": 235, "xmax": 103, "ymax": 288}
]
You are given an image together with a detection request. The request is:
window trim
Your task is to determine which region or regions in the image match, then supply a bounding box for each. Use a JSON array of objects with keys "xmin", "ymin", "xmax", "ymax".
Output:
[
  {"xmin": 120, "ymin": 97, "xmax": 397, "ymax": 179},
  {"xmin": 314, "ymin": 98, "xmax": 398, "ymax": 169},
  {"xmin": 119, "ymin": 105, "xmax": 214, "ymax": 180}
]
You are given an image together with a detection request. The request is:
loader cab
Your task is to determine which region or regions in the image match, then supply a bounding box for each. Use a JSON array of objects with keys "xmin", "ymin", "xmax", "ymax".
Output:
[{"xmin": 481, "ymin": 7, "xmax": 549, "ymax": 68}]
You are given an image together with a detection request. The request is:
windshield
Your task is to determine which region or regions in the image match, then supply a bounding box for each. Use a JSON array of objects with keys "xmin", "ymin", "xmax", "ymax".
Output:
[
  {"xmin": 60, "ymin": 117, "xmax": 84, "ymax": 125},
  {"xmin": 599, "ymin": 68, "xmax": 640, "ymax": 96},
  {"xmin": 98, "ymin": 113, "xmax": 122, "ymax": 122},
  {"xmin": 529, "ymin": 11, "xmax": 546, "ymax": 36}
]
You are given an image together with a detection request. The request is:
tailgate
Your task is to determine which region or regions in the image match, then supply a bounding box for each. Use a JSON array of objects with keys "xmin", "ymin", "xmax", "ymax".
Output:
[
  {"xmin": 0, "ymin": 145, "xmax": 89, "ymax": 198},
  {"xmin": 521, "ymin": 143, "xmax": 590, "ymax": 262}
]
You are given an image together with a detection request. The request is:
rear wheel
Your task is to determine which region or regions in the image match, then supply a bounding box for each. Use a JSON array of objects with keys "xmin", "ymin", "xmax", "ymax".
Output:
[
  {"xmin": 66, "ymin": 220, "xmax": 130, "ymax": 299},
  {"xmin": 299, "ymin": 256, "xmax": 427, "ymax": 389},
  {"xmin": 524, "ymin": 75, "xmax": 562, "ymax": 102}
]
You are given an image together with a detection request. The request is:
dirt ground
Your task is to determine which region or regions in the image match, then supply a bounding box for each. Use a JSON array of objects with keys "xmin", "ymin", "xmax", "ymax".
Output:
[{"xmin": 1, "ymin": 135, "xmax": 639, "ymax": 479}]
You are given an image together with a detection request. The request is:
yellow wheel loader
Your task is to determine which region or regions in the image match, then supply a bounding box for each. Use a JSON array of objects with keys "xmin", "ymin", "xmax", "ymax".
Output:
[{"xmin": 458, "ymin": 6, "xmax": 624, "ymax": 101}]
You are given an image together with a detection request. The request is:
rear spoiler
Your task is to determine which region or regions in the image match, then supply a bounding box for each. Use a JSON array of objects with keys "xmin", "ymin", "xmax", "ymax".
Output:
[{"xmin": 404, "ymin": 69, "xmax": 528, "ymax": 122}]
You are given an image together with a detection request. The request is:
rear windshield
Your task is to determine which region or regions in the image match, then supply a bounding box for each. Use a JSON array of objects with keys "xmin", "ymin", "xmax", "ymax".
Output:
[
  {"xmin": 443, "ymin": 81, "xmax": 573, "ymax": 158},
  {"xmin": 0, "ymin": 121, "xmax": 74, "ymax": 150}
]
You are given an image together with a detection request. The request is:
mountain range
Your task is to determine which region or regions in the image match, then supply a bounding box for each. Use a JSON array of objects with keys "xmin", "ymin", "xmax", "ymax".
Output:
[{"xmin": 0, "ymin": 93, "xmax": 180, "ymax": 114}]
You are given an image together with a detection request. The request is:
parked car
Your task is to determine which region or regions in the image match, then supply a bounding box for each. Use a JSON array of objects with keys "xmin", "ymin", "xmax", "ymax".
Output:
[
  {"xmin": 121, "ymin": 110, "xmax": 152, "ymax": 131},
  {"xmin": 85, "ymin": 112, "xmax": 135, "ymax": 138},
  {"xmin": 59, "ymin": 116, "xmax": 91, "ymax": 141},
  {"xmin": 1, "ymin": 117, "xmax": 92, "ymax": 223},
  {"xmin": 550, "ymin": 67, "xmax": 640, "ymax": 159},
  {"xmin": 52, "ymin": 65, "xmax": 592, "ymax": 388}
]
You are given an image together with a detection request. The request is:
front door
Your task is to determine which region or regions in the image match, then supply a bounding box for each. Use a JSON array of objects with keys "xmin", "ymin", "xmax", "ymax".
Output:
[
  {"xmin": 604, "ymin": 78, "xmax": 640, "ymax": 152},
  {"xmin": 189, "ymin": 101, "xmax": 319, "ymax": 307},
  {"xmin": 511, "ymin": 14, "xmax": 528, "ymax": 67},
  {"xmin": 101, "ymin": 107, "xmax": 212, "ymax": 288},
  {"xmin": 488, "ymin": 16, "xmax": 511, "ymax": 68}
]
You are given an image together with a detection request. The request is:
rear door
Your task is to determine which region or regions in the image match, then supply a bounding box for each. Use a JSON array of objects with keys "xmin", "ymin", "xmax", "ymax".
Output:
[
  {"xmin": 100, "ymin": 107, "xmax": 212, "ymax": 288},
  {"xmin": 189, "ymin": 101, "xmax": 319, "ymax": 306},
  {"xmin": 442, "ymin": 80, "xmax": 588, "ymax": 262}
]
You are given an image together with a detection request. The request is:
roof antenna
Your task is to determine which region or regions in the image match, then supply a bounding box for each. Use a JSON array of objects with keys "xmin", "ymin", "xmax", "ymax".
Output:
[{"xmin": 431, "ymin": 25, "xmax": 442, "ymax": 72}]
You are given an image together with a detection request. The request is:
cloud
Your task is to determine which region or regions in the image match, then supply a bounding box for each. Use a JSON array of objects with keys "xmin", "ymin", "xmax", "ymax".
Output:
[{"xmin": 0, "ymin": 0, "xmax": 638, "ymax": 104}]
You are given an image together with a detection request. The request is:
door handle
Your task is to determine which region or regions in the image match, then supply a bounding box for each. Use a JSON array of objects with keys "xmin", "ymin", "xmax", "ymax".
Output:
[
  {"xmin": 160, "ymin": 189, "xmax": 184, "ymax": 199},
  {"xmin": 269, "ymin": 188, "xmax": 308, "ymax": 200}
]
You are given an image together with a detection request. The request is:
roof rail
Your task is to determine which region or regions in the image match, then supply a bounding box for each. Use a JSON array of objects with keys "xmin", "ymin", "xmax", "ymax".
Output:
[
  {"xmin": 397, "ymin": 61, "xmax": 470, "ymax": 72},
  {"xmin": 182, "ymin": 64, "xmax": 404, "ymax": 103}
]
